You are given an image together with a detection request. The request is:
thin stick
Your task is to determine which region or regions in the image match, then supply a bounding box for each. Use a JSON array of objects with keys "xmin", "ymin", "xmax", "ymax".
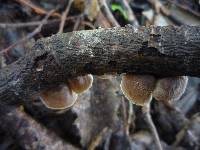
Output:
[
  {"xmin": 98, "ymin": 0, "xmax": 120, "ymax": 27},
  {"xmin": 127, "ymin": 101, "xmax": 133, "ymax": 134},
  {"xmin": 58, "ymin": 0, "xmax": 74, "ymax": 33},
  {"xmin": 166, "ymin": 0, "xmax": 200, "ymax": 18},
  {"xmin": 0, "ymin": 16, "xmax": 78, "ymax": 29},
  {"xmin": 88, "ymin": 127, "xmax": 108, "ymax": 150},
  {"xmin": 0, "ymin": 20, "xmax": 57, "ymax": 28},
  {"xmin": 73, "ymin": 16, "xmax": 82, "ymax": 31},
  {"xmin": 81, "ymin": 21, "xmax": 96, "ymax": 29},
  {"xmin": 0, "ymin": 9, "xmax": 56, "ymax": 55},
  {"xmin": 16, "ymin": 0, "xmax": 61, "ymax": 18},
  {"xmin": 122, "ymin": 0, "xmax": 139, "ymax": 26},
  {"xmin": 148, "ymin": 0, "xmax": 184, "ymax": 25},
  {"xmin": 121, "ymin": 97, "xmax": 128, "ymax": 130},
  {"xmin": 142, "ymin": 97, "xmax": 163, "ymax": 150}
]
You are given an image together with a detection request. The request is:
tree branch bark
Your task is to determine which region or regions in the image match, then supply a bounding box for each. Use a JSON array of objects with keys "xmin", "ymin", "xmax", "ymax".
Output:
[{"xmin": 0, "ymin": 25, "xmax": 200, "ymax": 105}]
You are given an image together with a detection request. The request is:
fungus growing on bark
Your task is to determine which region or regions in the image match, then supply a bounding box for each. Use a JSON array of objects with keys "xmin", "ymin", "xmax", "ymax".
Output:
[
  {"xmin": 120, "ymin": 73, "xmax": 188, "ymax": 150},
  {"xmin": 68, "ymin": 74, "xmax": 93, "ymax": 94},
  {"xmin": 120, "ymin": 74, "xmax": 156, "ymax": 106},
  {"xmin": 120, "ymin": 74, "xmax": 162, "ymax": 150},
  {"xmin": 153, "ymin": 76, "xmax": 188, "ymax": 102},
  {"xmin": 39, "ymin": 85, "xmax": 78, "ymax": 110}
]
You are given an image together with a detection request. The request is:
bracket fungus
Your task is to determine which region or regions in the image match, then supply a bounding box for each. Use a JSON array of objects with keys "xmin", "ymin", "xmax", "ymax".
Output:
[
  {"xmin": 38, "ymin": 74, "xmax": 93, "ymax": 110},
  {"xmin": 152, "ymin": 76, "xmax": 188, "ymax": 102},
  {"xmin": 68, "ymin": 74, "xmax": 93, "ymax": 94},
  {"xmin": 120, "ymin": 74, "xmax": 156, "ymax": 106},
  {"xmin": 39, "ymin": 85, "xmax": 78, "ymax": 110}
]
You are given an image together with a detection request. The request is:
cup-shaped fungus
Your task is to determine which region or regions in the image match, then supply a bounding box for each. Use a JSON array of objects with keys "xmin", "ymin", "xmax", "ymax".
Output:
[
  {"xmin": 152, "ymin": 76, "xmax": 188, "ymax": 102},
  {"xmin": 68, "ymin": 74, "xmax": 93, "ymax": 94},
  {"xmin": 39, "ymin": 85, "xmax": 78, "ymax": 110},
  {"xmin": 120, "ymin": 74, "xmax": 156, "ymax": 106}
]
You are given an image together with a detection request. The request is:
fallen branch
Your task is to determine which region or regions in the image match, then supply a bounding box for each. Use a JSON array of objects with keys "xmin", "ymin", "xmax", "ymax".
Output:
[{"xmin": 0, "ymin": 25, "xmax": 200, "ymax": 105}]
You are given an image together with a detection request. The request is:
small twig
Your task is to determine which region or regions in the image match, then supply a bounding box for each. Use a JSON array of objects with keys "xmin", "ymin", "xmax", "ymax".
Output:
[
  {"xmin": 73, "ymin": 14, "xmax": 94, "ymax": 31},
  {"xmin": 58, "ymin": 0, "xmax": 74, "ymax": 33},
  {"xmin": 94, "ymin": 11, "xmax": 112, "ymax": 28},
  {"xmin": 0, "ymin": 20, "xmax": 57, "ymax": 28},
  {"xmin": 142, "ymin": 97, "xmax": 163, "ymax": 150},
  {"xmin": 16, "ymin": 0, "xmax": 61, "ymax": 18},
  {"xmin": 121, "ymin": 97, "xmax": 128, "ymax": 132},
  {"xmin": 0, "ymin": 9, "xmax": 56, "ymax": 55},
  {"xmin": 148, "ymin": 0, "xmax": 184, "ymax": 25},
  {"xmin": 98, "ymin": 0, "xmax": 120, "ymax": 27},
  {"xmin": 73, "ymin": 16, "xmax": 82, "ymax": 31},
  {"xmin": 88, "ymin": 127, "xmax": 108, "ymax": 150},
  {"xmin": 81, "ymin": 21, "xmax": 96, "ymax": 29},
  {"xmin": 166, "ymin": 0, "xmax": 200, "ymax": 18},
  {"xmin": 122, "ymin": 0, "xmax": 139, "ymax": 26},
  {"xmin": 127, "ymin": 101, "xmax": 133, "ymax": 134},
  {"xmin": 0, "ymin": 16, "xmax": 78, "ymax": 29},
  {"xmin": 173, "ymin": 126, "xmax": 187, "ymax": 146}
]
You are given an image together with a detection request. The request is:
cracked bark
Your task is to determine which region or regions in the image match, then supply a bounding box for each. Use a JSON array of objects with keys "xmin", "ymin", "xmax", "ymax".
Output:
[{"xmin": 0, "ymin": 25, "xmax": 200, "ymax": 106}]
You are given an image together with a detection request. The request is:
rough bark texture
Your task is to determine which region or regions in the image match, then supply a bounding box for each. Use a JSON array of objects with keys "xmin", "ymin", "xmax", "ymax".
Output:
[{"xmin": 0, "ymin": 25, "xmax": 200, "ymax": 105}]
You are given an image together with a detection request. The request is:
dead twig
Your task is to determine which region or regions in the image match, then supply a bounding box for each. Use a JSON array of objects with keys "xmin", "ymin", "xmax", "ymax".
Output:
[
  {"xmin": 73, "ymin": 15, "xmax": 83, "ymax": 31},
  {"xmin": 142, "ymin": 98, "xmax": 163, "ymax": 150},
  {"xmin": 94, "ymin": 11, "xmax": 112, "ymax": 28},
  {"xmin": 81, "ymin": 21, "xmax": 96, "ymax": 29},
  {"xmin": 127, "ymin": 101, "xmax": 134, "ymax": 135},
  {"xmin": 98, "ymin": 0, "xmax": 120, "ymax": 27},
  {"xmin": 58, "ymin": 0, "xmax": 74, "ymax": 33},
  {"xmin": 166, "ymin": 0, "xmax": 200, "ymax": 18},
  {"xmin": 148, "ymin": 0, "xmax": 184, "ymax": 25},
  {"xmin": 0, "ymin": 9, "xmax": 56, "ymax": 55},
  {"xmin": 88, "ymin": 128, "xmax": 108, "ymax": 150},
  {"xmin": 16, "ymin": 0, "xmax": 61, "ymax": 18},
  {"xmin": 0, "ymin": 25, "xmax": 200, "ymax": 105},
  {"xmin": 121, "ymin": 97, "xmax": 128, "ymax": 133},
  {"xmin": 0, "ymin": 16, "xmax": 78, "ymax": 29},
  {"xmin": 122, "ymin": 0, "xmax": 139, "ymax": 26}
]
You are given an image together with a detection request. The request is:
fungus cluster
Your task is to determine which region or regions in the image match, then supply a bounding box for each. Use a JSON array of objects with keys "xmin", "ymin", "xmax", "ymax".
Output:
[
  {"xmin": 37, "ymin": 71, "xmax": 187, "ymax": 150},
  {"xmin": 120, "ymin": 74, "xmax": 188, "ymax": 105},
  {"xmin": 39, "ymin": 74, "xmax": 93, "ymax": 110},
  {"xmin": 38, "ymin": 71, "xmax": 188, "ymax": 112},
  {"xmin": 153, "ymin": 76, "xmax": 188, "ymax": 102},
  {"xmin": 120, "ymin": 74, "xmax": 188, "ymax": 150}
]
